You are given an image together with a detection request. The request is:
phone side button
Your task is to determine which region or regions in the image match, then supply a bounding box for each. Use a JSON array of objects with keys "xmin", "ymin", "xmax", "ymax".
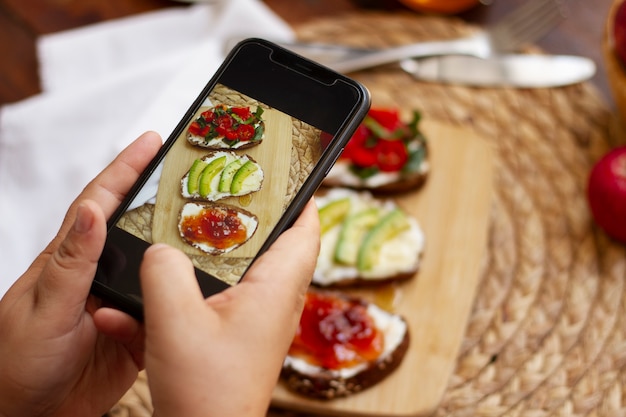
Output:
[{"xmin": 324, "ymin": 148, "xmax": 344, "ymax": 176}]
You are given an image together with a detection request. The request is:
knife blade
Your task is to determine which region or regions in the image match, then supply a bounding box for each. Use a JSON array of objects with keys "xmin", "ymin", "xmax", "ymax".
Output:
[
  {"xmin": 273, "ymin": 39, "xmax": 489, "ymax": 73},
  {"xmin": 398, "ymin": 55, "xmax": 596, "ymax": 88},
  {"xmin": 271, "ymin": 40, "xmax": 596, "ymax": 88},
  {"xmin": 400, "ymin": 54, "xmax": 596, "ymax": 88}
]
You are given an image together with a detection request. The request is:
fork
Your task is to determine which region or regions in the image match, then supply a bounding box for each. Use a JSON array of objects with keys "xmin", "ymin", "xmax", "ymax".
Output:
[{"xmin": 281, "ymin": 0, "xmax": 568, "ymax": 74}]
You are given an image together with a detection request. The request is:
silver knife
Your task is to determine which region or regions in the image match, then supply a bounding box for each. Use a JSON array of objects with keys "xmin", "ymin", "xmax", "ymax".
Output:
[
  {"xmin": 398, "ymin": 55, "xmax": 596, "ymax": 88},
  {"xmin": 273, "ymin": 38, "xmax": 491, "ymax": 73},
  {"xmin": 273, "ymin": 41, "xmax": 596, "ymax": 88}
]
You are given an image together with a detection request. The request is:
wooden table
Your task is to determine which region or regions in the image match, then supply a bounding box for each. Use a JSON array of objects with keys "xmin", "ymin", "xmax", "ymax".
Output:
[{"xmin": 0, "ymin": 0, "xmax": 617, "ymax": 109}]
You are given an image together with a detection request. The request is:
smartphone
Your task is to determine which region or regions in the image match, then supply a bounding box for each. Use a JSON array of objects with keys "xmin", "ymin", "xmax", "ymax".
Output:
[{"xmin": 91, "ymin": 38, "xmax": 371, "ymax": 319}]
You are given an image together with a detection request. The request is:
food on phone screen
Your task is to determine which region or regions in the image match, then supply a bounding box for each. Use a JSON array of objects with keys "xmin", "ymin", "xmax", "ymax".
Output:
[
  {"xmin": 187, "ymin": 104, "xmax": 265, "ymax": 149},
  {"xmin": 323, "ymin": 108, "xmax": 429, "ymax": 193},
  {"xmin": 178, "ymin": 202, "xmax": 258, "ymax": 255},
  {"xmin": 282, "ymin": 290, "xmax": 409, "ymax": 399},
  {"xmin": 314, "ymin": 188, "xmax": 424, "ymax": 286},
  {"xmin": 182, "ymin": 151, "xmax": 264, "ymax": 201}
]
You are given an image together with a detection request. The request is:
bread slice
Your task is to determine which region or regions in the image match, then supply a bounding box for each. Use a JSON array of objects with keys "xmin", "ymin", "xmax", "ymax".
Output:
[
  {"xmin": 313, "ymin": 188, "xmax": 425, "ymax": 286},
  {"xmin": 178, "ymin": 202, "xmax": 258, "ymax": 255},
  {"xmin": 180, "ymin": 151, "xmax": 264, "ymax": 202},
  {"xmin": 322, "ymin": 108, "xmax": 429, "ymax": 194},
  {"xmin": 282, "ymin": 290, "xmax": 410, "ymax": 399},
  {"xmin": 322, "ymin": 147, "xmax": 429, "ymax": 194},
  {"xmin": 186, "ymin": 104, "xmax": 265, "ymax": 150}
]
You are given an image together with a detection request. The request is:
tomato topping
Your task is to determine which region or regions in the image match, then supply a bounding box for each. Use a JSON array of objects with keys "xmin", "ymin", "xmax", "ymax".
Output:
[
  {"xmin": 180, "ymin": 205, "xmax": 248, "ymax": 250},
  {"xmin": 187, "ymin": 104, "xmax": 264, "ymax": 147},
  {"xmin": 339, "ymin": 107, "xmax": 424, "ymax": 175},
  {"xmin": 376, "ymin": 139, "xmax": 409, "ymax": 172},
  {"xmin": 215, "ymin": 115, "xmax": 234, "ymax": 136},
  {"xmin": 200, "ymin": 110, "xmax": 215, "ymax": 122},
  {"xmin": 341, "ymin": 124, "xmax": 370, "ymax": 161},
  {"xmin": 188, "ymin": 121, "xmax": 203, "ymax": 136},
  {"xmin": 188, "ymin": 122, "xmax": 210, "ymax": 138},
  {"xmin": 351, "ymin": 146, "xmax": 378, "ymax": 168},
  {"xmin": 368, "ymin": 108, "xmax": 402, "ymax": 131},
  {"xmin": 343, "ymin": 125, "xmax": 379, "ymax": 168},
  {"xmin": 289, "ymin": 292, "xmax": 383, "ymax": 369},
  {"xmin": 216, "ymin": 114, "xmax": 233, "ymax": 129},
  {"xmin": 225, "ymin": 129, "xmax": 239, "ymax": 140},
  {"xmin": 236, "ymin": 124, "xmax": 255, "ymax": 141},
  {"xmin": 231, "ymin": 107, "xmax": 252, "ymax": 120}
]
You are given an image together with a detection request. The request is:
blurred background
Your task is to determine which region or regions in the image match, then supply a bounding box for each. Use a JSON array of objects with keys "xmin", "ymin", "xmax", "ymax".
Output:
[{"xmin": 0, "ymin": 0, "xmax": 615, "ymax": 107}]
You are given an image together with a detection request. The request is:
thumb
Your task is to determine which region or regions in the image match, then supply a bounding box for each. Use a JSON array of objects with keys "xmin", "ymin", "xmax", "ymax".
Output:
[
  {"xmin": 140, "ymin": 244, "xmax": 207, "ymax": 333},
  {"xmin": 36, "ymin": 200, "xmax": 107, "ymax": 316}
]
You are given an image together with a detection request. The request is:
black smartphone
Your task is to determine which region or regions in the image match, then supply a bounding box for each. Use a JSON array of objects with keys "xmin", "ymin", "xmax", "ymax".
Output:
[{"xmin": 91, "ymin": 38, "xmax": 371, "ymax": 319}]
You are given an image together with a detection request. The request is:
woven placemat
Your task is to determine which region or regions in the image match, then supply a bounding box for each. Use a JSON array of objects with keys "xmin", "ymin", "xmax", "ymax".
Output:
[{"xmin": 109, "ymin": 12, "xmax": 626, "ymax": 417}]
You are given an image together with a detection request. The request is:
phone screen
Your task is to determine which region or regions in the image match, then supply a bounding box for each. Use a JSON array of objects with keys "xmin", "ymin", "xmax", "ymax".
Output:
[{"xmin": 93, "ymin": 39, "xmax": 370, "ymax": 317}]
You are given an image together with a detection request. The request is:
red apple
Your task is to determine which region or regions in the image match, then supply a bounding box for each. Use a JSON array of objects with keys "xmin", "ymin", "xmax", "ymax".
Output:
[
  {"xmin": 587, "ymin": 145, "xmax": 626, "ymax": 243},
  {"xmin": 614, "ymin": 0, "xmax": 626, "ymax": 65}
]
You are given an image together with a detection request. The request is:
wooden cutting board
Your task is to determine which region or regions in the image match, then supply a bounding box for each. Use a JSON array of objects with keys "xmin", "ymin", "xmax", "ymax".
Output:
[
  {"xmin": 271, "ymin": 120, "xmax": 495, "ymax": 416},
  {"xmin": 153, "ymin": 108, "xmax": 293, "ymax": 258}
]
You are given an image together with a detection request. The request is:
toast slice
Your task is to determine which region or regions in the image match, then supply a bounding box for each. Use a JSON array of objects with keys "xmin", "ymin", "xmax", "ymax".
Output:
[
  {"xmin": 186, "ymin": 104, "xmax": 264, "ymax": 150},
  {"xmin": 178, "ymin": 202, "xmax": 258, "ymax": 255},
  {"xmin": 322, "ymin": 108, "xmax": 429, "ymax": 194},
  {"xmin": 314, "ymin": 188, "xmax": 425, "ymax": 286},
  {"xmin": 282, "ymin": 290, "xmax": 410, "ymax": 399},
  {"xmin": 181, "ymin": 151, "xmax": 263, "ymax": 201}
]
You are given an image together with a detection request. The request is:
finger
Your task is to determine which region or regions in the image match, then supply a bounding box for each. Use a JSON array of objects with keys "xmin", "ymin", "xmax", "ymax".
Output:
[
  {"xmin": 233, "ymin": 199, "xmax": 319, "ymax": 312},
  {"xmin": 93, "ymin": 307, "xmax": 145, "ymax": 369},
  {"xmin": 36, "ymin": 200, "xmax": 107, "ymax": 320},
  {"xmin": 93, "ymin": 307, "xmax": 142, "ymax": 345},
  {"xmin": 268, "ymin": 197, "xmax": 320, "ymax": 256},
  {"xmin": 245, "ymin": 198, "xmax": 319, "ymax": 286},
  {"xmin": 28, "ymin": 132, "xmax": 162, "ymax": 276},
  {"xmin": 140, "ymin": 244, "xmax": 208, "ymax": 333}
]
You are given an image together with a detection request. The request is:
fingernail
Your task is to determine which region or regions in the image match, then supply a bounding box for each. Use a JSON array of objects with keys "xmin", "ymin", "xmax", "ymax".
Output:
[{"xmin": 73, "ymin": 203, "xmax": 92, "ymax": 234}]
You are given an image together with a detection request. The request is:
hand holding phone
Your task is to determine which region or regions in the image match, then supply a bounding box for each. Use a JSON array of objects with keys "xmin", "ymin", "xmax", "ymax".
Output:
[
  {"xmin": 0, "ymin": 130, "xmax": 322, "ymax": 417},
  {"xmin": 92, "ymin": 38, "xmax": 371, "ymax": 318},
  {"xmin": 0, "ymin": 132, "xmax": 161, "ymax": 417},
  {"xmin": 139, "ymin": 199, "xmax": 321, "ymax": 416}
]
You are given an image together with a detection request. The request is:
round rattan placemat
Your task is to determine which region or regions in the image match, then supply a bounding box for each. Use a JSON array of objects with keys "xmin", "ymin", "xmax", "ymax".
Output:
[{"xmin": 109, "ymin": 12, "xmax": 626, "ymax": 417}]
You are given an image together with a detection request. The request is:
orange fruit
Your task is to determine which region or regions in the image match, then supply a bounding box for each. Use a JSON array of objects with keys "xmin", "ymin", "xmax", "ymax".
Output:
[{"xmin": 398, "ymin": 0, "xmax": 481, "ymax": 14}]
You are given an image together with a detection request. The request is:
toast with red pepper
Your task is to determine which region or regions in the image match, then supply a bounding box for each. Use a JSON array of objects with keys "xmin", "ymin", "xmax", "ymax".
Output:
[
  {"xmin": 323, "ymin": 108, "xmax": 429, "ymax": 193},
  {"xmin": 187, "ymin": 104, "xmax": 265, "ymax": 150},
  {"xmin": 281, "ymin": 290, "xmax": 410, "ymax": 399},
  {"xmin": 178, "ymin": 202, "xmax": 258, "ymax": 255}
]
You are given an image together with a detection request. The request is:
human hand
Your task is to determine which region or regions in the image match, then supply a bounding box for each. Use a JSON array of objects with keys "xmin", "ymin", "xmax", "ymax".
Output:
[
  {"xmin": 0, "ymin": 131, "xmax": 162, "ymax": 417},
  {"xmin": 140, "ymin": 200, "xmax": 320, "ymax": 417}
]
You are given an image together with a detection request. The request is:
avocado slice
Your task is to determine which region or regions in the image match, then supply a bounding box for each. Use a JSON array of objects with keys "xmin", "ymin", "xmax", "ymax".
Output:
[
  {"xmin": 198, "ymin": 155, "xmax": 227, "ymax": 197},
  {"xmin": 218, "ymin": 159, "xmax": 244, "ymax": 193},
  {"xmin": 357, "ymin": 208, "xmax": 410, "ymax": 271},
  {"xmin": 334, "ymin": 208, "xmax": 380, "ymax": 265},
  {"xmin": 187, "ymin": 159, "xmax": 208, "ymax": 195},
  {"xmin": 230, "ymin": 160, "xmax": 259, "ymax": 194},
  {"xmin": 318, "ymin": 197, "xmax": 351, "ymax": 235}
]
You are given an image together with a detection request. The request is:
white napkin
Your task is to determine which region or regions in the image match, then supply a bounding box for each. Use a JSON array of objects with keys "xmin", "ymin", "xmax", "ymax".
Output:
[{"xmin": 0, "ymin": 0, "xmax": 294, "ymax": 296}]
